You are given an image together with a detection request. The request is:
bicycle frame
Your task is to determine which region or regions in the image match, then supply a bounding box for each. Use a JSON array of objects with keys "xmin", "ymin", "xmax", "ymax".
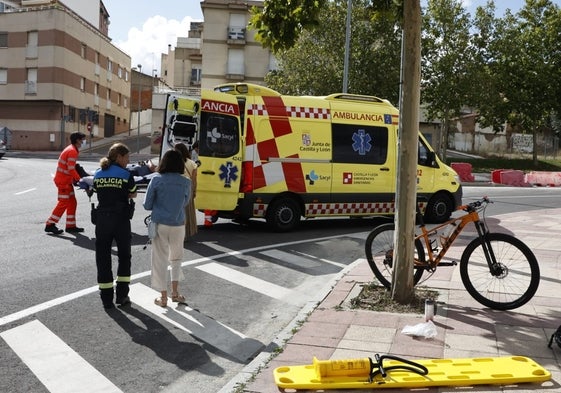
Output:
[{"xmin": 416, "ymin": 205, "xmax": 492, "ymax": 270}]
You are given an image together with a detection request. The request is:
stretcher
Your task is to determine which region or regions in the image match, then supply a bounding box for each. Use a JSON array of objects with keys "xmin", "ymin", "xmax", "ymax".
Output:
[{"xmin": 274, "ymin": 354, "xmax": 551, "ymax": 390}]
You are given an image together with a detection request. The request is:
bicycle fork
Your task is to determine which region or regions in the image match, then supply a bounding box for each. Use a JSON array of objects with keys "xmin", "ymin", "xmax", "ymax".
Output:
[{"xmin": 473, "ymin": 220, "xmax": 503, "ymax": 277}]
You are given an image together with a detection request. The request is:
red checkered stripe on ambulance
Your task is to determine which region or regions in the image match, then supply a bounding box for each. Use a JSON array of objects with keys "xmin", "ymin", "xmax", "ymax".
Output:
[
  {"xmin": 244, "ymin": 97, "xmax": 330, "ymax": 193},
  {"xmin": 253, "ymin": 201, "xmax": 428, "ymax": 217}
]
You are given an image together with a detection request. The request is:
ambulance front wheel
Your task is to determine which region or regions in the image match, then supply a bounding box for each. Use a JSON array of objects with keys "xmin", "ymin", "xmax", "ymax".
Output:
[
  {"xmin": 424, "ymin": 192, "xmax": 454, "ymax": 223},
  {"xmin": 266, "ymin": 198, "xmax": 301, "ymax": 232}
]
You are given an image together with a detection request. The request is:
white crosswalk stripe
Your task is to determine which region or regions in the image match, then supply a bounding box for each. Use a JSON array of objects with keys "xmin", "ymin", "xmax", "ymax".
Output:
[
  {"xmin": 0, "ymin": 243, "xmax": 356, "ymax": 392},
  {"xmin": 129, "ymin": 283, "xmax": 264, "ymax": 362},
  {"xmin": 1, "ymin": 320, "xmax": 123, "ymax": 393}
]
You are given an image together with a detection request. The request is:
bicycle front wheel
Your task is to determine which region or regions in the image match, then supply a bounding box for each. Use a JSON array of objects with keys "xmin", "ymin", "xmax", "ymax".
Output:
[
  {"xmin": 365, "ymin": 223, "xmax": 425, "ymax": 289},
  {"xmin": 460, "ymin": 233, "xmax": 540, "ymax": 310}
]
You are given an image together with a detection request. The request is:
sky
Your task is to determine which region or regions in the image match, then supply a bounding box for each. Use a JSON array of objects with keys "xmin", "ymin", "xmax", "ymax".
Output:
[{"xmin": 101, "ymin": 0, "xmax": 560, "ymax": 76}]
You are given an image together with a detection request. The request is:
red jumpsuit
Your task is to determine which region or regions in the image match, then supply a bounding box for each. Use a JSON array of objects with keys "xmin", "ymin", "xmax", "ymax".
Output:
[{"xmin": 46, "ymin": 144, "xmax": 81, "ymax": 229}]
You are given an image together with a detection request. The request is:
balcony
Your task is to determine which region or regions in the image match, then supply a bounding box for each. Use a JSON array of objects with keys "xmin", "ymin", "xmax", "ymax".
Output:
[
  {"xmin": 24, "ymin": 80, "xmax": 37, "ymax": 94},
  {"xmin": 227, "ymin": 27, "xmax": 246, "ymax": 44}
]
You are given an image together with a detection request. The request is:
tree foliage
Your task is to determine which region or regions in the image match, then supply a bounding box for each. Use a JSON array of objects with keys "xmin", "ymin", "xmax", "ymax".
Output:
[
  {"xmin": 421, "ymin": 0, "xmax": 471, "ymax": 159},
  {"xmin": 468, "ymin": 0, "xmax": 561, "ymax": 163},
  {"xmin": 248, "ymin": 0, "xmax": 328, "ymax": 54},
  {"xmin": 251, "ymin": 0, "xmax": 561, "ymax": 161},
  {"xmin": 265, "ymin": 0, "xmax": 401, "ymax": 101}
]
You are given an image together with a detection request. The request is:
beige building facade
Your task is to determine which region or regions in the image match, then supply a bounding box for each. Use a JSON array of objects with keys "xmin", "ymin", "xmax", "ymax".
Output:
[
  {"xmin": 0, "ymin": 0, "xmax": 131, "ymax": 151},
  {"xmin": 161, "ymin": 22, "xmax": 202, "ymax": 96},
  {"xmin": 200, "ymin": 0, "xmax": 274, "ymax": 90}
]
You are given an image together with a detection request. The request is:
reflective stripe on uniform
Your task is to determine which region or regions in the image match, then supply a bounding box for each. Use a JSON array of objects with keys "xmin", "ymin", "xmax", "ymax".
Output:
[
  {"xmin": 116, "ymin": 276, "xmax": 131, "ymax": 283},
  {"xmin": 98, "ymin": 282, "xmax": 113, "ymax": 289}
]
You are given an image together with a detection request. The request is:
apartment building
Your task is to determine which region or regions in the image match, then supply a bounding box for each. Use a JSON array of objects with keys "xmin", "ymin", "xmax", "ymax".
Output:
[
  {"xmin": 161, "ymin": 22, "xmax": 202, "ymax": 96},
  {"xmin": 0, "ymin": 0, "xmax": 131, "ymax": 151},
  {"xmin": 199, "ymin": 0, "xmax": 275, "ymax": 89}
]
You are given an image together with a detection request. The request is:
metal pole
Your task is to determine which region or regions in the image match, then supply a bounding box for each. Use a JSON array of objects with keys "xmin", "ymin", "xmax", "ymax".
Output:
[
  {"xmin": 137, "ymin": 64, "xmax": 142, "ymax": 154},
  {"xmin": 342, "ymin": 0, "xmax": 352, "ymax": 93}
]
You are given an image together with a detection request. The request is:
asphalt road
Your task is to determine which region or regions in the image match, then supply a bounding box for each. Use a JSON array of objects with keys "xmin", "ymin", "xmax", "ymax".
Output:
[{"xmin": 1, "ymin": 154, "xmax": 561, "ymax": 393}]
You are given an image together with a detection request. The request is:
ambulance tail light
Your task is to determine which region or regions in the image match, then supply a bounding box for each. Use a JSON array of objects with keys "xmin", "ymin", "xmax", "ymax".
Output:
[{"xmin": 240, "ymin": 161, "xmax": 253, "ymax": 192}]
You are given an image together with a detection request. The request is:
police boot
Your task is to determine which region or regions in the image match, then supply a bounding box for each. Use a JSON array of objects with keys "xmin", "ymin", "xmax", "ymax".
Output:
[
  {"xmin": 115, "ymin": 282, "xmax": 130, "ymax": 307},
  {"xmin": 100, "ymin": 288, "xmax": 114, "ymax": 309}
]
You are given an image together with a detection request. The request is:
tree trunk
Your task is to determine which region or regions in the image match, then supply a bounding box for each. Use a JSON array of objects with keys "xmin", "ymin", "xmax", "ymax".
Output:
[{"xmin": 392, "ymin": 0, "xmax": 421, "ymax": 304}]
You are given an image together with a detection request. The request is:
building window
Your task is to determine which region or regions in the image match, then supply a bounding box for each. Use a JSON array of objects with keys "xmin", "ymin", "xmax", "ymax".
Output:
[
  {"xmin": 26, "ymin": 31, "xmax": 38, "ymax": 58},
  {"xmin": 228, "ymin": 14, "xmax": 246, "ymax": 41},
  {"xmin": 124, "ymin": 97, "xmax": 128, "ymax": 108},
  {"xmin": 0, "ymin": 32, "xmax": 7, "ymax": 47},
  {"xmin": 118, "ymin": 66, "xmax": 122, "ymax": 79},
  {"xmin": 0, "ymin": 68, "xmax": 6, "ymax": 84},
  {"xmin": 191, "ymin": 67, "xmax": 202, "ymax": 85},
  {"xmin": 106, "ymin": 89, "xmax": 112, "ymax": 109},
  {"xmin": 94, "ymin": 51, "xmax": 100, "ymax": 75},
  {"xmin": 117, "ymin": 93, "xmax": 121, "ymax": 106},
  {"xmin": 125, "ymin": 69, "xmax": 129, "ymax": 82},
  {"xmin": 81, "ymin": 43, "xmax": 87, "ymax": 58},
  {"xmin": 107, "ymin": 59, "xmax": 112, "ymax": 81},
  {"xmin": 80, "ymin": 77, "xmax": 86, "ymax": 91},
  {"xmin": 25, "ymin": 68, "xmax": 37, "ymax": 94},
  {"xmin": 227, "ymin": 49, "xmax": 244, "ymax": 76},
  {"xmin": 68, "ymin": 106, "xmax": 76, "ymax": 122}
]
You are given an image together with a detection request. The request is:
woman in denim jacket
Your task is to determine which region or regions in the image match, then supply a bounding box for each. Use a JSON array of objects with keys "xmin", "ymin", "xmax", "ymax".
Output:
[{"xmin": 143, "ymin": 150, "xmax": 191, "ymax": 307}]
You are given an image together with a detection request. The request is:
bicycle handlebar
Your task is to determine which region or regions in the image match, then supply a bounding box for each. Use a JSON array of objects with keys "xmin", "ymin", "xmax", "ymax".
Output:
[{"xmin": 459, "ymin": 196, "xmax": 491, "ymax": 212}]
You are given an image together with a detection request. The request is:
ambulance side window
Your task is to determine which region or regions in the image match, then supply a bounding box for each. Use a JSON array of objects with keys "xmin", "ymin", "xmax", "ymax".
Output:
[
  {"xmin": 332, "ymin": 124, "xmax": 388, "ymax": 164},
  {"xmin": 418, "ymin": 138, "xmax": 437, "ymax": 167},
  {"xmin": 199, "ymin": 112, "xmax": 239, "ymax": 157}
]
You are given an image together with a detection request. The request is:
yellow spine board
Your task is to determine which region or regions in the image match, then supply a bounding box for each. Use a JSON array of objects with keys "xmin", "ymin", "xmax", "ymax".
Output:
[{"xmin": 274, "ymin": 356, "xmax": 551, "ymax": 390}]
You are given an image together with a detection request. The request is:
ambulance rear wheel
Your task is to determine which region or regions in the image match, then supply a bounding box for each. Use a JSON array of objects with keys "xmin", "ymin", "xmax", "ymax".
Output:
[
  {"xmin": 266, "ymin": 198, "xmax": 301, "ymax": 232},
  {"xmin": 424, "ymin": 193, "xmax": 453, "ymax": 223}
]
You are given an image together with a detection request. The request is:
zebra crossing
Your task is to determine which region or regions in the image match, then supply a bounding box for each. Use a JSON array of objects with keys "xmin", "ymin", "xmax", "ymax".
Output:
[{"xmin": 0, "ymin": 238, "xmax": 363, "ymax": 393}]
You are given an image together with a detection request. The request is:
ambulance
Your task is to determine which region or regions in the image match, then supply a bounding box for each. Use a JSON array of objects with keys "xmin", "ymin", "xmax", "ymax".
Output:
[{"xmin": 160, "ymin": 83, "xmax": 462, "ymax": 231}]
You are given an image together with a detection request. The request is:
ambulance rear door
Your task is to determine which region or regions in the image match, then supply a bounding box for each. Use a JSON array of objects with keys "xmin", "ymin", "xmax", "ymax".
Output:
[{"xmin": 194, "ymin": 91, "xmax": 242, "ymax": 211}]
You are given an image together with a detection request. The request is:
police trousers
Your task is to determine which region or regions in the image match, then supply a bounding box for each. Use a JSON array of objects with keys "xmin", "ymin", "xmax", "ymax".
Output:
[{"xmin": 95, "ymin": 210, "xmax": 131, "ymax": 302}]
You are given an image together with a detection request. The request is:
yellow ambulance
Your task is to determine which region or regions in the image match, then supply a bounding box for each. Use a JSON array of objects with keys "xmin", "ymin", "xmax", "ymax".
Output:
[{"xmin": 160, "ymin": 83, "xmax": 462, "ymax": 231}]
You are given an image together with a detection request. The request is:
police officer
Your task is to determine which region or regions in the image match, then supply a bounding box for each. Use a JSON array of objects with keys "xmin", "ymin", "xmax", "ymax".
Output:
[{"xmin": 93, "ymin": 143, "xmax": 137, "ymax": 309}]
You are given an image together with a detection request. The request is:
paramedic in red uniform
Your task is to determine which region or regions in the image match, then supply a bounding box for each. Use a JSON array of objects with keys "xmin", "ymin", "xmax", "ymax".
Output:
[
  {"xmin": 45, "ymin": 131, "xmax": 87, "ymax": 235},
  {"xmin": 93, "ymin": 143, "xmax": 137, "ymax": 309}
]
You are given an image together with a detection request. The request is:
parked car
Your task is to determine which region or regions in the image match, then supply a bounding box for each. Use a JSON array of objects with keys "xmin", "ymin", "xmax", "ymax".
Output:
[{"xmin": 0, "ymin": 139, "xmax": 6, "ymax": 158}]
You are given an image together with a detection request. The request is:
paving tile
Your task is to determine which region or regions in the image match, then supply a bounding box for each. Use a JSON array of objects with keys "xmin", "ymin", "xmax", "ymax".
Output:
[
  {"xmin": 445, "ymin": 333, "xmax": 499, "ymax": 355},
  {"xmin": 295, "ymin": 320, "xmax": 350, "ymax": 339},
  {"xmin": 343, "ymin": 325, "xmax": 397, "ymax": 343}
]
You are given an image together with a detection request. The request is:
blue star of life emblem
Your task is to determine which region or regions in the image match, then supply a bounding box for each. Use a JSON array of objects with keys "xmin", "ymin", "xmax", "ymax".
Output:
[
  {"xmin": 219, "ymin": 162, "xmax": 238, "ymax": 188},
  {"xmin": 352, "ymin": 129, "xmax": 372, "ymax": 155}
]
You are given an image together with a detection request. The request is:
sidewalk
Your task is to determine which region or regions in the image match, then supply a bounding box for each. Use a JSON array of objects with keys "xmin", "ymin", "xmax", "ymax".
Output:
[
  {"xmin": 6, "ymin": 127, "xmax": 156, "ymax": 162},
  {"xmin": 236, "ymin": 209, "xmax": 561, "ymax": 393}
]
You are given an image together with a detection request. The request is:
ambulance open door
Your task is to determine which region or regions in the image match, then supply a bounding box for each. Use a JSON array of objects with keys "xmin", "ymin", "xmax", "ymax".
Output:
[{"xmin": 194, "ymin": 91, "xmax": 242, "ymax": 211}]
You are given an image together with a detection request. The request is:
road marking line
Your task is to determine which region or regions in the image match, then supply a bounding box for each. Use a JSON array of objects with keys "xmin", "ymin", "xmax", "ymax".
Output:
[
  {"xmin": 196, "ymin": 262, "xmax": 294, "ymax": 301},
  {"xmin": 0, "ymin": 320, "xmax": 122, "ymax": 393},
  {"xmin": 130, "ymin": 283, "xmax": 263, "ymax": 362},
  {"xmin": 14, "ymin": 188, "xmax": 36, "ymax": 195},
  {"xmin": 0, "ymin": 233, "xmax": 350, "ymax": 327}
]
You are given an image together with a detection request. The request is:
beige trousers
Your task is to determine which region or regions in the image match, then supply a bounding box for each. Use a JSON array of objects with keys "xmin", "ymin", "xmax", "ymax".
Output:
[{"xmin": 150, "ymin": 223, "xmax": 185, "ymax": 291}]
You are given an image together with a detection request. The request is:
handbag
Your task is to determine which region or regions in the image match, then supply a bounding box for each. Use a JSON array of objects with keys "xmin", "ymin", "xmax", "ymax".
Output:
[{"xmin": 147, "ymin": 220, "xmax": 157, "ymax": 239}]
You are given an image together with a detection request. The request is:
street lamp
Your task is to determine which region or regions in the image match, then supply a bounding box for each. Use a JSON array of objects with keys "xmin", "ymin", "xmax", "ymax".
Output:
[{"xmin": 137, "ymin": 64, "xmax": 142, "ymax": 154}]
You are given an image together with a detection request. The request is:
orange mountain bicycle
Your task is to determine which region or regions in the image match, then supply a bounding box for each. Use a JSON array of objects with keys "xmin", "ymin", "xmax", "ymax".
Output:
[{"xmin": 364, "ymin": 197, "xmax": 540, "ymax": 310}]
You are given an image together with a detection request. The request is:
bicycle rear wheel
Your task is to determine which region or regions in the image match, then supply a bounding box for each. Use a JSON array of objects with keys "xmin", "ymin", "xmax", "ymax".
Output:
[
  {"xmin": 460, "ymin": 233, "xmax": 540, "ymax": 310},
  {"xmin": 364, "ymin": 223, "xmax": 425, "ymax": 289}
]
